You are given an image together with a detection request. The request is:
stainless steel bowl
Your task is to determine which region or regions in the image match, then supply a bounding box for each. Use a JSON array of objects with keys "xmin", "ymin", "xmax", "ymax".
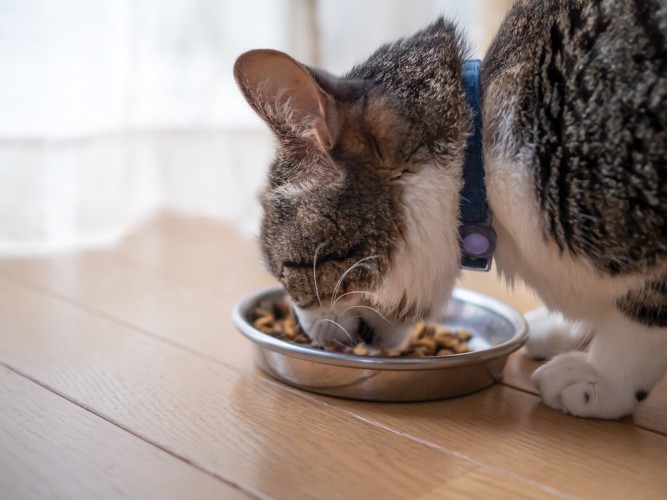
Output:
[{"xmin": 232, "ymin": 286, "xmax": 528, "ymax": 401}]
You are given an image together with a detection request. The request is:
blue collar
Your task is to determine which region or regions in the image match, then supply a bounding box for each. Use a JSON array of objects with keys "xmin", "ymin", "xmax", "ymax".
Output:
[{"xmin": 459, "ymin": 60, "xmax": 496, "ymax": 271}]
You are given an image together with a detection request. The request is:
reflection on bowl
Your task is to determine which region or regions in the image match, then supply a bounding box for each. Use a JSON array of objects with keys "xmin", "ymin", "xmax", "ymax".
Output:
[{"xmin": 232, "ymin": 286, "xmax": 528, "ymax": 402}]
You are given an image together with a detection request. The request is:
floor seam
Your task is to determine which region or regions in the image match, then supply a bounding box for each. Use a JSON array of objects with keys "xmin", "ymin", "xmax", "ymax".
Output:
[
  {"xmin": 1, "ymin": 266, "xmax": 666, "ymax": 457},
  {"xmin": 268, "ymin": 378, "xmax": 578, "ymax": 500},
  {"xmin": 0, "ymin": 360, "xmax": 267, "ymax": 500}
]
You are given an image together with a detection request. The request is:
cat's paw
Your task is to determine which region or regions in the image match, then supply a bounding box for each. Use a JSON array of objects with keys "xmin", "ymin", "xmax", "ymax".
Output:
[
  {"xmin": 524, "ymin": 307, "xmax": 588, "ymax": 360},
  {"xmin": 531, "ymin": 352, "xmax": 639, "ymax": 419}
]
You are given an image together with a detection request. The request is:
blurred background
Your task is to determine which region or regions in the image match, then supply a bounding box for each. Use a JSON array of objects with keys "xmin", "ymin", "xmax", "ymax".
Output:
[{"xmin": 0, "ymin": 0, "xmax": 512, "ymax": 254}]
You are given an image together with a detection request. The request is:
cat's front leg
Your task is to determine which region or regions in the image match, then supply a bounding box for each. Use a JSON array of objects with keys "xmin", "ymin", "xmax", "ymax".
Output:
[
  {"xmin": 531, "ymin": 310, "xmax": 667, "ymax": 419},
  {"xmin": 524, "ymin": 307, "xmax": 592, "ymax": 359}
]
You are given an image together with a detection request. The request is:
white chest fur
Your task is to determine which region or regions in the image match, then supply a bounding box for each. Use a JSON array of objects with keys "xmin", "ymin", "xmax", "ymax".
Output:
[{"xmin": 377, "ymin": 161, "xmax": 463, "ymax": 320}]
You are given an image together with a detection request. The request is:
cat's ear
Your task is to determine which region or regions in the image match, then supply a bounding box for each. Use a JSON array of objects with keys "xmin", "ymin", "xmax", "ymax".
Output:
[{"xmin": 234, "ymin": 49, "xmax": 337, "ymax": 150}]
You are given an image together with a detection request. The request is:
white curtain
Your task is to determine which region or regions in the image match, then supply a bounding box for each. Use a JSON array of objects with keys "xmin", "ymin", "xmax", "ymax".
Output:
[{"xmin": 0, "ymin": 0, "xmax": 498, "ymax": 253}]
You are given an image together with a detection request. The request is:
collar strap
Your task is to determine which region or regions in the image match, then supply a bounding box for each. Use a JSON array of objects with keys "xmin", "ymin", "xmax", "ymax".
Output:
[{"xmin": 459, "ymin": 59, "xmax": 496, "ymax": 272}]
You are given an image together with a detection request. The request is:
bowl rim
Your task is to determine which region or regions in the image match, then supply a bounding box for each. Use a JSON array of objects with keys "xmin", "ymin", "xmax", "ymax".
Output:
[{"xmin": 232, "ymin": 285, "xmax": 529, "ymax": 371}]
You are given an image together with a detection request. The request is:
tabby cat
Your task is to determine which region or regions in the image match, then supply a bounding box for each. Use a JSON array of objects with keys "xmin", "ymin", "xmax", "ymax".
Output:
[{"xmin": 234, "ymin": 0, "xmax": 666, "ymax": 418}]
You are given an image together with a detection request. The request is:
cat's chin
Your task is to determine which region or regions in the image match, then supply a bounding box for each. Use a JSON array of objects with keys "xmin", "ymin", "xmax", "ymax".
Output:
[
  {"xmin": 292, "ymin": 302, "xmax": 412, "ymax": 350},
  {"xmin": 363, "ymin": 318, "xmax": 413, "ymax": 350}
]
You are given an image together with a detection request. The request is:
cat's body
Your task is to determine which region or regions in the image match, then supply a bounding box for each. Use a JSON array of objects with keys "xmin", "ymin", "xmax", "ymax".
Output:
[{"xmin": 235, "ymin": 0, "xmax": 667, "ymax": 418}]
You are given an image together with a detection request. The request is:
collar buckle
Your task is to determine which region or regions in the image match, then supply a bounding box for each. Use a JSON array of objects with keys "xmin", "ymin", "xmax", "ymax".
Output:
[{"xmin": 460, "ymin": 221, "xmax": 496, "ymax": 272}]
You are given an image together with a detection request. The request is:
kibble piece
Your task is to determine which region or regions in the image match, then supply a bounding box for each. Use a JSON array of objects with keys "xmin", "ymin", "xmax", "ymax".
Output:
[
  {"xmin": 416, "ymin": 337, "xmax": 437, "ymax": 354},
  {"xmin": 250, "ymin": 299, "xmax": 473, "ymax": 357},
  {"xmin": 405, "ymin": 349, "xmax": 426, "ymax": 358},
  {"xmin": 435, "ymin": 335, "xmax": 459, "ymax": 350},
  {"xmin": 251, "ymin": 307, "xmax": 273, "ymax": 321},
  {"xmin": 253, "ymin": 314, "xmax": 274, "ymax": 329},
  {"xmin": 352, "ymin": 343, "xmax": 370, "ymax": 356},
  {"xmin": 457, "ymin": 342, "xmax": 471, "ymax": 353},
  {"xmin": 284, "ymin": 317, "xmax": 299, "ymax": 336},
  {"xmin": 411, "ymin": 321, "xmax": 428, "ymax": 340},
  {"xmin": 457, "ymin": 329, "xmax": 472, "ymax": 341}
]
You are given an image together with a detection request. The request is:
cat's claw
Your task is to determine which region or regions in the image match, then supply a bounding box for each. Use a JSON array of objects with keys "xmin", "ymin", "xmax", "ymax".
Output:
[{"xmin": 531, "ymin": 352, "xmax": 639, "ymax": 419}]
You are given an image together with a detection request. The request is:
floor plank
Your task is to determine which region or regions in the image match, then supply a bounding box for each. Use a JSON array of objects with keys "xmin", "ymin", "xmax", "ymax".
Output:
[
  {"xmin": 1, "ymin": 214, "xmax": 666, "ymax": 498},
  {"xmin": 1, "ymin": 216, "xmax": 664, "ymax": 434},
  {"xmin": 502, "ymin": 348, "xmax": 667, "ymax": 434},
  {"xmin": 0, "ymin": 250, "xmax": 263, "ymax": 372},
  {"xmin": 0, "ymin": 277, "xmax": 532, "ymax": 499},
  {"xmin": 298, "ymin": 384, "xmax": 667, "ymax": 499},
  {"xmin": 419, "ymin": 468, "xmax": 560, "ymax": 500},
  {"xmin": 0, "ymin": 365, "xmax": 248, "ymax": 500},
  {"xmin": 116, "ymin": 213, "xmax": 272, "ymax": 296},
  {"xmin": 460, "ymin": 269, "xmax": 667, "ymax": 434}
]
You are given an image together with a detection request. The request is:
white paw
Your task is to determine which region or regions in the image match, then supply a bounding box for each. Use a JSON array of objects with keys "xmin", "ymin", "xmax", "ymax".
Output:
[
  {"xmin": 524, "ymin": 307, "xmax": 588, "ymax": 360},
  {"xmin": 531, "ymin": 352, "xmax": 640, "ymax": 419}
]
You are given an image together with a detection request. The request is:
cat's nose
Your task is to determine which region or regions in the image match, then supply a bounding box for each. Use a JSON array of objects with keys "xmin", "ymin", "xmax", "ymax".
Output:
[{"xmin": 310, "ymin": 314, "xmax": 361, "ymax": 345}]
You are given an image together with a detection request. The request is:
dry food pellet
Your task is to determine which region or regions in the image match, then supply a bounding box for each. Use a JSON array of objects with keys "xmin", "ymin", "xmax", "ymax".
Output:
[{"xmin": 251, "ymin": 299, "xmax": 473, "ymax": 357}]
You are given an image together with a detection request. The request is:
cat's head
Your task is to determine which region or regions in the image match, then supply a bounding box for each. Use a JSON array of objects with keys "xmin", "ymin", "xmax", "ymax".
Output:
[{"xmin": 234, "ymin": 26, "xmax": 469, "ymax": 348}]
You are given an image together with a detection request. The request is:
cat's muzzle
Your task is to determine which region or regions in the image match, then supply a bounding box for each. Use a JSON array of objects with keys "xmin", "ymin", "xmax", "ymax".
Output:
[{"xmin": 292, "ymin": 301, "xmax": 411, "ymax": 349}]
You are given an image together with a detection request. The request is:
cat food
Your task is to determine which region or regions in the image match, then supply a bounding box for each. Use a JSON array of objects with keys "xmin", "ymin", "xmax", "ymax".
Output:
[{"xmin": 250, "ymin": 298, "xmax": 472, "ymax": 357}]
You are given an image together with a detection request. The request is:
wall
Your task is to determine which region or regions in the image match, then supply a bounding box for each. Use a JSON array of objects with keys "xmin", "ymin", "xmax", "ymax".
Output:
[{"xmin": 0, "ymin": 0, "xmax": 509, "ymax": 253}]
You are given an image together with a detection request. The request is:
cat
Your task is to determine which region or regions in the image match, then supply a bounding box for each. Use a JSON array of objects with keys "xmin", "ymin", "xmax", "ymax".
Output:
[{"xmin": 234, "ymin": 0, "xmax": 667, "ymax": 419}]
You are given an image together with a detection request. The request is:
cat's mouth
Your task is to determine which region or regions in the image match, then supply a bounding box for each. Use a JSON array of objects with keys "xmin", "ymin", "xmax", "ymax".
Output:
[
  {"xmin": 292, "ymin": 304, "xmax": 375, "ymax": 345},
  {"xmin": 358, "ymin": 318, "xmax": 376, "ymax": 344},
  {"xmin": 291, "ymin": 302, "xmax": 412, "ymax": 350}
]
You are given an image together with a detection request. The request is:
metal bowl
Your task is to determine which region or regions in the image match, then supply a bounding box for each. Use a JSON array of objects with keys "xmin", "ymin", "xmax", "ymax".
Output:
[{"xmin": 232, "ymin": 285, "xmax": 528, "ymax": 401}]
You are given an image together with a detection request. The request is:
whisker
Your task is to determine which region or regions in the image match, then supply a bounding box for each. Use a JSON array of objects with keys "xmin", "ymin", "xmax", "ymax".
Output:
[
  {"xmin": 315, "ymin": 318, "xmax": 355, "ymax": 345},
  {"xmin": 324, "ymin": 338, "xmax": 355, "ymax": 352},
  {"xmin": 340, "ymin": 304, "xmax": 391, "ymax": 324},
  {"xmin": 313, "ymin": 241, "xmax": 329, "ymax": 308},
  {"xmin": 311, "ymin": 333, "xmax": 322, "ymax": 350},
  {"xmin": 340, "ymin": 315, "xmax": 364, "ymax": 324},
  {"xmin": 331, "ymin": 255, "xmax": 381, "ymax": 307},
  {"xmin": 332, "ymin": 263, "xmax": 372, "ymax": 301},
  {"xmin": 332, "ymin": 290, "xmax": 382, "ymax": 309}
]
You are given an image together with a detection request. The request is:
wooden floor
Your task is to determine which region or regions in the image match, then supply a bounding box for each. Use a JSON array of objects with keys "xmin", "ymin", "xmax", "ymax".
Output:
[{"xmin": 1, "ymin": 213, "xmax": 665, "ymax": 499}]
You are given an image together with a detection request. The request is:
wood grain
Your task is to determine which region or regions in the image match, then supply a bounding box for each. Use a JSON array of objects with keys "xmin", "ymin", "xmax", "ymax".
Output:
[
  {"xmin": 1, "ymin": 214, "xmax": 666, "ymax": 499},
  {"xmin": 0, "ymin": 250, "xmax": 263, "ymax": 372},
  {"xmin": 1, "ymin": 216, "xmax": 663, "ymax": 434},
  {"xmin": 299, "ymin": 385, "xmax": 667, "ymax": 499},
  {"xmin": 0, "ymin": 365, "xmax": 247, "ymax": 500},
  {"xmin": 117, "ymin": 212, "xmax": 274, "ymax": 297},
  {"xmin": 501, "ymin": 349, "xmax": 667, "ymax": 435},
  {"xmin": 0, "ymin": 277, "xmax": 516, "ymax": 500},
  {"xmin": 418, "ymin": 468, "xmax": 560, "ymax": 500}
]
